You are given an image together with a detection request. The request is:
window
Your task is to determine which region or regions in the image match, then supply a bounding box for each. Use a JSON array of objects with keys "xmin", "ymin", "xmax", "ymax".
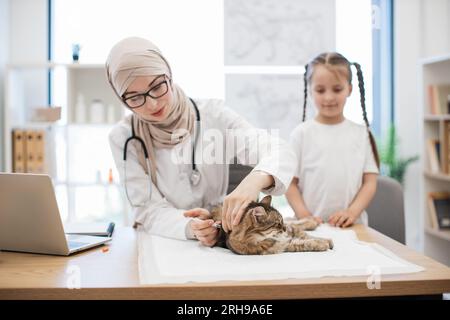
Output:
[
  {"xmin": 371, "ymin": 0, "xmax": 394, "ymax": 138},
  {"xmin": 336, "ymin": 0, "xmax": 374, "ymax": 126}
]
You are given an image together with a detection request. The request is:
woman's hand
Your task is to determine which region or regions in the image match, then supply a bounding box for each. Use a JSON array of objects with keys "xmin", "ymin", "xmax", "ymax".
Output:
[
  {"xmin": 328, "ymin": 209, "xmax": 357, "ymax": 228},
  {"xmin": 184, "ymin": 208, "xmax": 220, "ymax": 247},
  {"xmin": 222, "ymin": 171, "xmax": 274, "ymax": 233}
]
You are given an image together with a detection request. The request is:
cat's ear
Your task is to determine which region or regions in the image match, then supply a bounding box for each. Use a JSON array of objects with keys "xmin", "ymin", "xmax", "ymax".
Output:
[
  {"xmin": 260, "ymin": 195, "xmax": 272, "ymax": 206},
  {"xmin": 249, "ymin": 206, "xmax": 266, "ymax": 224}
]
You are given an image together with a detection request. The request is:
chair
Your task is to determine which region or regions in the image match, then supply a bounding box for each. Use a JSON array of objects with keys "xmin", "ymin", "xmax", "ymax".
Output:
[
  {"xmin": 227, "ymin": 160, "xmax": 253, "ymax": 195},
  {"xmin": 366, "ymin": 175, "xmax": 406, "ymax": 244}
]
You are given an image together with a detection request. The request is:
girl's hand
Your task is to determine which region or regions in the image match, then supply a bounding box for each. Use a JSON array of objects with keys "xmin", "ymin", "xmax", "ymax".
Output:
[
  {"xmin": 328, "ymin": 209, "xmax": 357, "ymax": 228},
  {"xmin": 297, "ymin": 211, "xmax": 323, "ymax": 224},
  {"xmin": 184, "ymin": 208, "xmax": 220, "ymax": 247},
  {"xmin": 222, "ymin": 171, "xmax": 274, "ymax": 233},
  {"xmin": 313, "ymin": 216, "xmax": 323, "ymax": 224}
]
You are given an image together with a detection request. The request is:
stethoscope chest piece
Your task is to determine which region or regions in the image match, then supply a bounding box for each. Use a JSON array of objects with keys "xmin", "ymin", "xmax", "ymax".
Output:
[{"xmin": 190, "ymin": 169, "xmax": 201, "ymax": 186}]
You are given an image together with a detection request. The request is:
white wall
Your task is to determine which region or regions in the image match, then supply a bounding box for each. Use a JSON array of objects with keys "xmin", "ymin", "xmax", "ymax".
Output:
[
  {"xmin": 395, "ymin": 0, "xmax": 450, "ymax": 250},
  {"xmin": 0, "ymin": 0, "xmax": 10, "ymax": 170},
  {"xmin": 9, "ymin": 0, "xmax": 48, "ymax": 64},
  {"xmin": 9, "ymin": 0, "xmax": 48, "ymax": 108}
]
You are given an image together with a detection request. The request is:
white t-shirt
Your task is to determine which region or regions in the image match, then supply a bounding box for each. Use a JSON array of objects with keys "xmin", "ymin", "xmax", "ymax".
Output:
[{"xmin": 290, "ymin": 118, "xmax": 379, "ymax": 225}]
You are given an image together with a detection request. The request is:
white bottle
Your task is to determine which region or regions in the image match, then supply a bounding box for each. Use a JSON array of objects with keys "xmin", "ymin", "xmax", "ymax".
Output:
[
  {"xmin": 75, "ymin": 93, "xmax": 86, "ymax": 123},
  {"xmin": 90, "ymin": 99, "xmax": 105, "ymax": 123}
]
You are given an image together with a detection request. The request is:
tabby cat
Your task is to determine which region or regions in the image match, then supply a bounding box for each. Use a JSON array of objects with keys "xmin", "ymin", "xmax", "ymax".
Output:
[{"xmin": 211, "ymin": 195, "xmax": 334, "ymax": 255}]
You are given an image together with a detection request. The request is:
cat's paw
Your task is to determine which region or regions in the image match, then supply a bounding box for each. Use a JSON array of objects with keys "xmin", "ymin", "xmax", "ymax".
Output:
[
  {"xmin": 318, "ymin": 241, "xmax": 331, "ymax": 251},
  {"xmin": 327, "ymin": 239, "xmax": 334, "ymax": 250},
  {"xmin": 286, "ymin": 224, "xmax": 308, "ymax": 238},
  {"xmin": 311, "ymin": 239, "xmax": 333, "ymax": 251}
]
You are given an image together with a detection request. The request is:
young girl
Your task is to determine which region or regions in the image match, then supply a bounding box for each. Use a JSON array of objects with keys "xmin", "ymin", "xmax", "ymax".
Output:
[{"xmin": 286, "ymin": 52, "xmax": 380, "ymax": 228}]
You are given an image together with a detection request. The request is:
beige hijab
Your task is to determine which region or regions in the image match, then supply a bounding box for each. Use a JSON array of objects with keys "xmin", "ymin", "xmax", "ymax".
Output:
[{"xmin": 106, "ymin": 37, "xmax": 195, "ymax": 186}]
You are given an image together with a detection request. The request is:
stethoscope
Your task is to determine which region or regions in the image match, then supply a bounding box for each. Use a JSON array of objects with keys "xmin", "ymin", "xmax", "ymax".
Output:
[{"xmin": 123, "ymin": 98, "xmax": 201, "ymax": 206}]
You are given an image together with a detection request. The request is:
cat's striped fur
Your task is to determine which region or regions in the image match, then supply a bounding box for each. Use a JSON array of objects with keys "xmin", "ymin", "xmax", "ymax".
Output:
[{"xmin": 211, "ymin": 195, "xmax": 333, "ymax": 255}]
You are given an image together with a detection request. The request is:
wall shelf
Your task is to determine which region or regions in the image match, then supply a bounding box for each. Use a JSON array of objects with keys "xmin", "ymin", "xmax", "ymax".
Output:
[
  {"xmin": 3, "ymin": 63, "xmax": 130, "ymax": 226},
  {"xmin": 424, "ymin": 170, "xmax": 450, "ymax": 182},
  {"xmin": 424, "ymin": 115, "xmax": 450, "ymax": 121},
  {"xmin": 425, "ymin": 227, "xmax": 450, "ymax": 242},
  {"xmin": 420, "ymin": 55, "xmax": 450, "ymax": 265}
]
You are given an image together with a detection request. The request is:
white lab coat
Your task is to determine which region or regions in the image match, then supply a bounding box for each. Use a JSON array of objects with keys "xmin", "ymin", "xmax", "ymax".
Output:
[{"xmin": 109, "ymin": 99, "xmax": 296, "ymax": 240}]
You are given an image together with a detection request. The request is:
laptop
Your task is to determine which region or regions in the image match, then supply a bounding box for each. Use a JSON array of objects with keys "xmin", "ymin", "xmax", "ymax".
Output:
[{"xmin": 0, "ymin": 173, "xmax": 112, "ymax": 256}]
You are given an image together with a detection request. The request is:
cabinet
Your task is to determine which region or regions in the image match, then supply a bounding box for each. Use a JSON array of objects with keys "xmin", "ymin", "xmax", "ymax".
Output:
[
  {"xmin": 420, "ymin": 55, "xmax": 450, "ymax": 266},
  {"xmin": 3, "ymin": 63, "xmax": 131, "ymax": 225}
]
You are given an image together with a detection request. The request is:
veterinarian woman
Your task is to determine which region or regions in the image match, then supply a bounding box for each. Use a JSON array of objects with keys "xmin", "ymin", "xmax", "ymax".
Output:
[{"xmin": 106, "ymin": 37, "xmax": 296, "ymax": 247}]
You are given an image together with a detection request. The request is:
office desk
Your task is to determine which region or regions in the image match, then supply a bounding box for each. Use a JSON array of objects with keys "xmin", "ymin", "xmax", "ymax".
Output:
[{"xmin": 1, "ymin": 225, "xmax": 450, "ymax": 299}]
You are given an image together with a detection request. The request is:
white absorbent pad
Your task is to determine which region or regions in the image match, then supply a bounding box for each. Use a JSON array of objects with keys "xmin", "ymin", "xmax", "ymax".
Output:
[{"xmin": 137, "ymin": 224, "xmax": 424, "ymax": 284}]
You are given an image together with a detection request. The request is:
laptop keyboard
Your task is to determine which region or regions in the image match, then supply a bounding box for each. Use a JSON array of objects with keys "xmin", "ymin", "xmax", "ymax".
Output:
[
  {"xmin": 68, "ymin": 241, "xmax": 88, "ymax": 249},
  {"xmin": 66, "ymin": 235, "xmax": 109, "ymax": 251}
]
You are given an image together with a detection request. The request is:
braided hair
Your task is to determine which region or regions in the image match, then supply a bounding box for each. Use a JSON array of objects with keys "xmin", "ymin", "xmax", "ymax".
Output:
[
  {"xmin": 302, "ymin": 64, "xmax": 308, "ymax": 122},
  {"xmin": 302, "ymin": 52, "xmax": 380, "ymax": 168}
]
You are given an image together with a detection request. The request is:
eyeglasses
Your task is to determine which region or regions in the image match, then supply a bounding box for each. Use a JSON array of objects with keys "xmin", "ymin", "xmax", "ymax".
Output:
[{"xmin": 122, "ymin": 75, "xmax": 170, "ymax": 109}]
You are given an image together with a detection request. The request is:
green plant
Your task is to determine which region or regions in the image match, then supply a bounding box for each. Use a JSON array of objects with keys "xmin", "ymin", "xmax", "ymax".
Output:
[{"xmin": 378, "ymin": 125, "xmax": 419, "ymax": 185}]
